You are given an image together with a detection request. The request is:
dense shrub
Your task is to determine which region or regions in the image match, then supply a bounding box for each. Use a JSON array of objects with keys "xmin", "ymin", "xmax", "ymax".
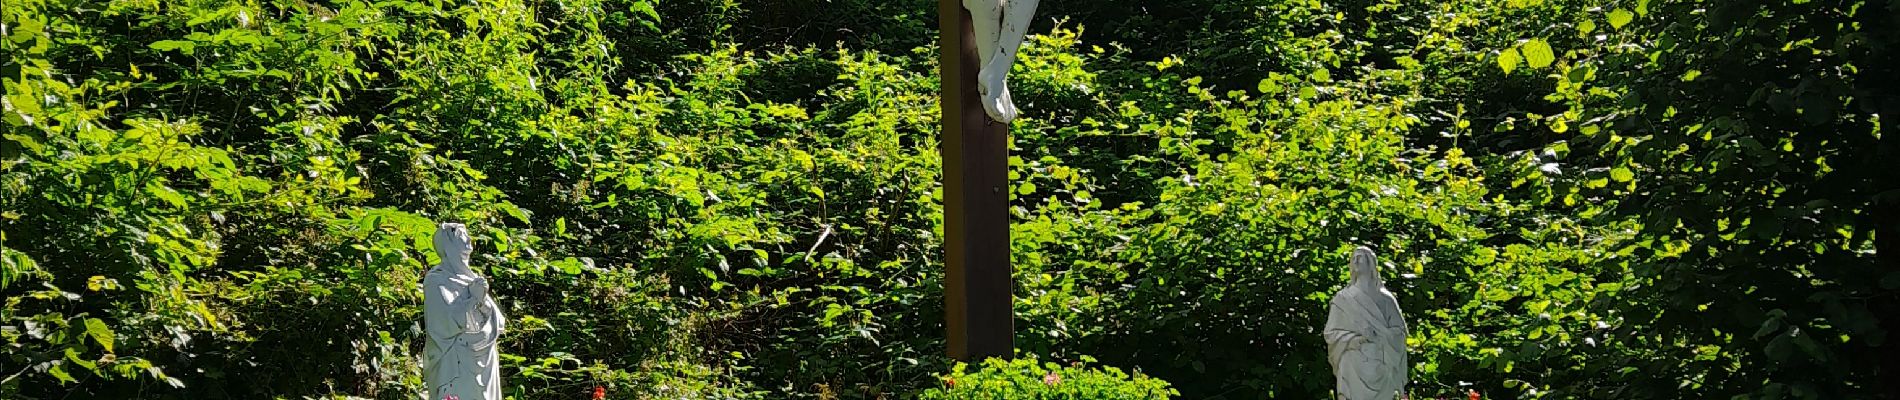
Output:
[
  {"xmin": 917, "ymin": 355, "xmax": 1176, "ymax": 400},
  {"xmin": 4, "ymin": 0, "xmax": 1895, "ymax": 398}
]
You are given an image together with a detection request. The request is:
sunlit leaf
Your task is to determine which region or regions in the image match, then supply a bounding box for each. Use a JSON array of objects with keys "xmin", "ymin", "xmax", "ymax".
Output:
[
  {"xmin": 82, "ymin": 318, "xmax": 116, "ymax": 353},
  {"xmin": 48, "ymin": 363, "xmax": 76, "ymax": 384},
  {"xmin": 1608, "ymin": 9, "xmax": 1634, "ymax": 29},
  {"xmin": 1498, "ymin": 48, "xmax": 1522, "ymax": 74},
  {"xmin": 1521, "ymin": 39, "xmax": 1556, "ymax": 69}
]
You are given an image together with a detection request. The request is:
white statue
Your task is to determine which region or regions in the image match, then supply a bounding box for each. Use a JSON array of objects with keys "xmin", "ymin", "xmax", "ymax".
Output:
[
  {"xmin": 1324, "ymin": 247, "xmax": 1408, "ymax": 400},
  {"xmin": 423, "ymin": 223, "xmax": 505, "ymax": 400},
  {"xmin": 963, "ymin": 0, "xmax": 1038, "ymax": 123}
]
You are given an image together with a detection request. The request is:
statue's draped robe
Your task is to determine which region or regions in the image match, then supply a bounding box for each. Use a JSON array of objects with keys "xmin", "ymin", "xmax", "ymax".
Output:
[
  {"xmin": 1325, "ymin": 280, "xmax": 1407, "ymax": 400},
  {"xmin": 962, "ymin": 0, "xmax": 1038, "ymax": 122},
  {"xmin": 424, "ymin": 266, "xmax": 504, "ymax": 400}
]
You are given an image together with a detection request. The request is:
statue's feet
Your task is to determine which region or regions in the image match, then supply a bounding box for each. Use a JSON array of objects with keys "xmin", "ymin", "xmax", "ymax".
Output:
[
  {"xmin": 971, "ymin": 62, "xmax": 998, "ymax": 103},
  {"xmin": 982, "ymin": 84, "xmax": 1017, "ymax": 123},
  {"xmin": 977, "ymin": 56, "xmax": 1009, "ymax": 98},
  {"xmin": 974, "ymin": 78, "xmax": 994, "ymax": 105}
]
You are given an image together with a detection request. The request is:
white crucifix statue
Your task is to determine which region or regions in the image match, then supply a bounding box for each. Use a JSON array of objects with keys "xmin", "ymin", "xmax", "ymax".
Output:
[
  {"xmin": 423, "ymin": 223, "xmax": 505, "ymax": 400},
  {"xmin": 1324, "ymin": 246, "xmax": 1409, "ymax": 400}
]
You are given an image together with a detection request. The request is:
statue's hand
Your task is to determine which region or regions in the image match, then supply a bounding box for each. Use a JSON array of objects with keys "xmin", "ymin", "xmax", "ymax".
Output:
[{"xmin": 468, "ymin": 278, "xmax": 490, "ymax": 298}]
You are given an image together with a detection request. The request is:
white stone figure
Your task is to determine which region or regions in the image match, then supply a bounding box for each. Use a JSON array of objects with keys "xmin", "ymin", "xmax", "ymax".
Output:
[
  {"xmin": 963, "ymin": 0, "xmax": 1038, "ymax": 123},
  {"xmin": 1324, "ymin": 247, "xmax": 1408, "ymax": 400},
  {"xmin": 423, "ymin": 223, "xmax": 505, "ymax": 400}
]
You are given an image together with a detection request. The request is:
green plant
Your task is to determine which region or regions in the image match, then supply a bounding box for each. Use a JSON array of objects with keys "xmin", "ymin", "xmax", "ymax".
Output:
[
  {"xmin": 917, "ymin": 355, "xmax": 1176, "ymax": 400},
  {"xmin": 5, "ymin": 0, "xmax": 1895, "ymax": 397}
]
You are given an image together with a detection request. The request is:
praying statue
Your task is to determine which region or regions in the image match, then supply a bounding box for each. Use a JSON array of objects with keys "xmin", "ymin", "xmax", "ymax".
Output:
[
  {"xmin": 1324, "ymin": 247, "xmax": 1409, "ymax": 400},
  {"xmin": 423, "ymin": 223, "xmax": 505, "ymax": 400},
  {"xmin": 963, "ymin": 0, "xmax": 1038, "ymax": 123}
]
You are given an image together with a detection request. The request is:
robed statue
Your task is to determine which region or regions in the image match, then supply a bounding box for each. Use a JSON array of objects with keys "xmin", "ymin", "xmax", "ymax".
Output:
[
  {"xmin": 1324, "ymin": 247, "xmax": 1408, "ymax": 400},
  {"xmin": 423, "ymin": 223, "xmax": 505, "ymax": 400}
]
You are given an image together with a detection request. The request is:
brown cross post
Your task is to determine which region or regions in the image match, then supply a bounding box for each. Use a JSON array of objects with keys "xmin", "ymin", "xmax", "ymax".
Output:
[{"xmin": 939, "ymin": 0, "xmax": 1014, "ymax": 362}]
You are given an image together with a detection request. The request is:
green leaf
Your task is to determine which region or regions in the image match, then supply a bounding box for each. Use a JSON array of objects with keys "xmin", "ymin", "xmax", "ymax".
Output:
[
  {"xmin": 1610, "ymin": 167, "xmax": 1634, "ymax": 182},
  {"xmin": 1471, "ymin": 247, "xmax": 1498, "ymax": 265},
  {"xmin": 1753, "ymin": 317, "xmax": 1782, "ymax": 339},
  {"xmin": 1521, "ymin": 39, "xmax": 1556, "ymax": 69},
  {"xmin": 1486, "ymin": 289, "xmax": 1515, "ymax": 302},
  {"xmin": 500, "ymin": 203, "xmax": 531, "ymax": 224},
  {"xmin": 6, "ymin": 89, "xmax": 42, "ymax": 117},
  {"xmin": 630, "ymin": 1, "xmax": 662, "ymax": 27},
  {"xmin": 149, "ymin": 40, "xmax": 196, "ymax": 53},
  {"xmin": 2, "ymin": 246, "xmax": 39, "ymax": 289},
  {"xmin": 1257, "ymin": 78, "xmax": 1279, "ymax": 94},
  {"xmin": 1608, "ymin": 9, "xmax": 1634, "ymax": 29},
  {"xmin": 64, "ymin": 348, "xmax": 98, "ymax": 371},
  {"xmin": 1497, "ymin": 48, "xmax": 1522, "ymax": 74},
  {"xmin": 48, "ymin": 362, "xmax": 77, "ymax": 384},
  {"xmin": 148, "ymin": 183, "xmax": 189, "ymax": 208},
  {"xmin": 84, "ymin": 318, "xmax": 114, "ymax": 353},
  {"xmin": 1793, "ymin": 330, "xmax": 1827, "ymax": 361}
]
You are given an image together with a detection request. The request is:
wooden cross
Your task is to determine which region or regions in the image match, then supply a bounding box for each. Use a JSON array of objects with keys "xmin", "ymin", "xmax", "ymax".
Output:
[{"xmin": 939, "ymin": 0, "xmax": 1014, "ymax": 361}]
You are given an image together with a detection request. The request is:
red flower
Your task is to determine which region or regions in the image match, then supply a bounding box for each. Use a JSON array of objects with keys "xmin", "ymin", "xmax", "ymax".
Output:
[
  {"xmin": 592, "ymin": 386, "xmax": 606, "ymax": 400},
  {"xmin": 944, "ymin": 377, "xmax": 956, "ymax": 388},
  {"xmin": 1043, "ymin": 371, "xmax": 1061, "ymax": 386},
  {"xmin": 1467, "ymin": 389, "xmax": 1481, "ymax": 400}
]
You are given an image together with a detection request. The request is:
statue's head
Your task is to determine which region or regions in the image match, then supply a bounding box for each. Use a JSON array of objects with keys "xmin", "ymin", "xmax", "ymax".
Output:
[
  {"xmin": 433, "ymin": 223, "xmax": 473, "ymax": 261},
  {"xmin": 1349, "ymin": 246, "xmax": 1381, "ymax": 286}
]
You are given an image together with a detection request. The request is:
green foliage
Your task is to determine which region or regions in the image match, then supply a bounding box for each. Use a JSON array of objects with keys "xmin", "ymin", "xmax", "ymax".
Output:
[
  {"xmin": 4, "ymin": 0, "xmax": 1896, "ymax": 398},
  {"xmin": 1375, "ymin": 0, "xmax": 1900, "ymax": 397},
  {"xmin": 1, "ymin": 0, "xmax": 732, "ymax": 397},
  {"xmin": 917, "ymin": 355, "xmax": 1176, "ymax": 400}
]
